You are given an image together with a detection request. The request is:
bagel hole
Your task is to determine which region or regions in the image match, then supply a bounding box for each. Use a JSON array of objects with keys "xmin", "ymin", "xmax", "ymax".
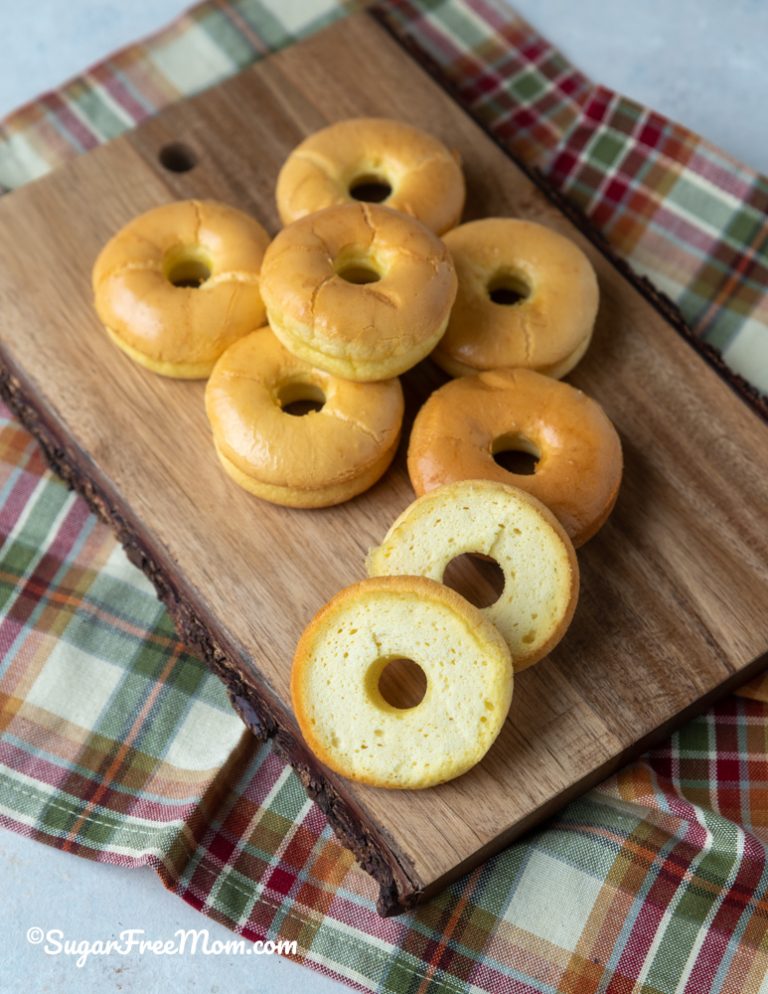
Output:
[
  {"xmin": 158, "ymin": 142, "xmax": 197, "ymax": 173},
  {"xmin": 164, "ymin": 246, "xmax": 212, "ymax": 288},
  {"xmin": 337, "ymin": 261, "xmax": 381, "ymax": 285},
  {"xmin": 492, "ymin": 432, "xmax": 540, "ymax": 475},
  {"xmin": 167, "ymin": 259, "xmax": 211, "ymax": 288},
  {"xmin": 487, "ymin": 271, "xmax": 530, "ymax": 306},
  {"xmin": 349, "ymin": 174, "xmax": 392, "ymax": 203},
  {"xmin": 443, "ymin": 553, "xmax": 505, "ymax": 608},
  {"xmin": 277, "ymin": 382, "xmax": 325, "ymax": 416},
  {"xmin": 377, "ymin": 658, "xmax": 427, "ymax": 710}
]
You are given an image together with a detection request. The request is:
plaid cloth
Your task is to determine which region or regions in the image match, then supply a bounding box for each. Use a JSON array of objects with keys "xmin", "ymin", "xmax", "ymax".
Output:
[{"xmin": 2, "ymin": 1, "xmax": 768, "ymax": 991}]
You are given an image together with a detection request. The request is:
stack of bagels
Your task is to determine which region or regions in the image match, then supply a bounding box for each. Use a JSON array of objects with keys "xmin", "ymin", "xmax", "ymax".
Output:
[{"xmin": 92, "ymin": 117, "xmax": 623, "ymax": 790}]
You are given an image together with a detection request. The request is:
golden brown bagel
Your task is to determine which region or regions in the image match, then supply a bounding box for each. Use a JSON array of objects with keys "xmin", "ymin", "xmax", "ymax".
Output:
[
  {"xmin": 260, "ymin": 203, "xmax": 457, "ymax": 382},
  {"xmin": 205, "ymin": 327, "xmax": 404, "ymax": 508},
  {"xmin": 407, "ymin": 368, "xmax": 622, "ymax": 547},
  {"xmin": 276, "ymin": 117, "xmax": 465, "ymax": 234},
  {"xmin": 291, "ymin": 575, "xmax": 513, "ymax": 789},
  {"xmin": 433, "ymin": 218, "xmax": 599, "ymax": 379},
  {"xmin": 93, "ymin": 200, "xmax": 270, "ymax": 378}
]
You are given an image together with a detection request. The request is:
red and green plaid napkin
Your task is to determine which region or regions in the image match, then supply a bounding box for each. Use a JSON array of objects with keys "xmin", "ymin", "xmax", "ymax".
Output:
[{"xmin": 2, "ymin": 1, "xmax": 768, "ymax": 992}]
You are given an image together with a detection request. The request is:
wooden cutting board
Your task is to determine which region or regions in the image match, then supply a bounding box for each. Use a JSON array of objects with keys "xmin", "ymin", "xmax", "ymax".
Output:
[{"xmin": 1, "ymin": 12, "xmax": 767, "ymax": 916}]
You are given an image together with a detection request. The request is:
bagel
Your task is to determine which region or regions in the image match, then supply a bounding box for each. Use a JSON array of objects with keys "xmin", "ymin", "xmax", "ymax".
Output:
[
  {"xmin": 92, "ymin": 199, "xmax": 270, "ymax": 378},
  {"xmin": 433, "ymin": 218, "xmax": 598, "ymax": 379},
  {"xmin": 276, "ymin": 117, "xmax": 465, "ymax": 234},
  {"xmin": 367, "ymin": 480, "xmax": 578, "ymax": 669},
  {"xmin": 291, "ymin": 575, "xmax": 513, "ymax": 789},
  {"xmin": 205, "ymin": 327, "xmax": 404, "ymax": 507},
  {"xmin": 407, "ymin": 368, "xmax": 623, "ymax": 547},
  {"xmin": 260, "ymin": 203, "xmax": 457, "ymax": 381}
]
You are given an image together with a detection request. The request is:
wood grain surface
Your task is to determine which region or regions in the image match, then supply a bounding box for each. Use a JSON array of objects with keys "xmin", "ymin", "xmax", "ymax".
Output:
[{"xmin": 1, "ymin": 12, "xmax": 767, "ymax": 914}]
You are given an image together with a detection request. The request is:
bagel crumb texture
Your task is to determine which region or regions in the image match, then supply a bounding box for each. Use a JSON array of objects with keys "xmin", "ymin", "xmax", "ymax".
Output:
[
  {"xmin": 291, "ymin": 576, "xmax": 513, "ymax": 789},
  {"xmin": 367, "ymin": 480, "xmax": 579, "ymax": 670}
]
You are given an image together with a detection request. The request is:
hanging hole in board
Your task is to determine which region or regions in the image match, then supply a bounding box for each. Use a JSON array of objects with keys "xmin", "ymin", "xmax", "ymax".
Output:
[{"xmin": 158, "ymin": 142, "xmax": 198, "ymax": 173}]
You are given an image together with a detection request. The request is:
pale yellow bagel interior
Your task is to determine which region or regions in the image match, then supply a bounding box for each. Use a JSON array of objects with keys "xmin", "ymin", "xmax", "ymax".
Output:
[
  {"xmin": 367, "ymin": 479, "xmax": 578, "ymax": 670},
  {"xmin": 276, "ymin": 117, "xmax": 465, "ymax": 234},
  {"xmin": 433, "ymin": 218, "xmax": 598, "ymax": 378},
  {"xmin": 93, "ymin": 199, "xmax": 271, "ymax": 379},
  {"xmin": 205, "ymin": 327, "xmax": 404, "ymax": 508},
  {"xmin": 291, "ymin": 575, "xmax": 513, "ymax": 789},
  {"xmin": 260, "ymin": 203, "xmax": 457, "ymax": 382}
]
